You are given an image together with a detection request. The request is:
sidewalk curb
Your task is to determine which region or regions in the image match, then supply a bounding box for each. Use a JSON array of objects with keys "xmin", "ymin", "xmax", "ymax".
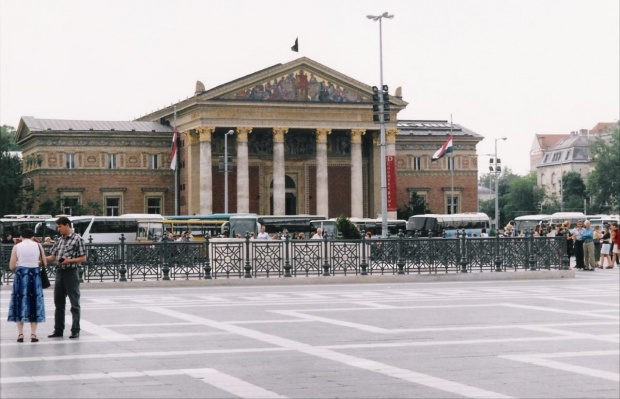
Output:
[{"xmin": 1, "ymin": 269, "xmax": 574, "ymax": 290}]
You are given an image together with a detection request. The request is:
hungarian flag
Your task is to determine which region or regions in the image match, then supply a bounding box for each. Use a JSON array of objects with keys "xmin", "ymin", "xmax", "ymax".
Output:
[
  {"xmin": 432, "ymin": 135, "xmax": 453, "ymax": 161},
  {"xmin": 170, "ymin": 126, "xmax": 178, "ymax": 170}
]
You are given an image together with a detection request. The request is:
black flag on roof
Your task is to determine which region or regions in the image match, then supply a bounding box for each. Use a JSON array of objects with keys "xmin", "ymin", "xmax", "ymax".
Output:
[{"xmin": 291, "ymin": 37, "xmax": 298, "ymax": 52}]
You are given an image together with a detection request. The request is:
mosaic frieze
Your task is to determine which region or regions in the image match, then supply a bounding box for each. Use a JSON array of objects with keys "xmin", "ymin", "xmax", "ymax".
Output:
[{"xmin": 221, "ymin": 69, "xmax": 368, "ymax": 103}]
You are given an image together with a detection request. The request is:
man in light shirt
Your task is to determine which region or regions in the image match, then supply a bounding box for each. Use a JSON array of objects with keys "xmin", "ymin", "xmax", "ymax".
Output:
[
  {"xmin": 311, "ymin": 228, "xmax": 323, "ymax": 240},
  {"xmin": 256, "ymin": 226, "xmax": 270, "ymax": 240}
]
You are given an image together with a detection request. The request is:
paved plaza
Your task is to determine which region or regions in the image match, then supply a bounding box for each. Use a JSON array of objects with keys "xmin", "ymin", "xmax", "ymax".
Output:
[{"xmin": 1, "ymin": 270, "xmax": 618, "ymax": 398}]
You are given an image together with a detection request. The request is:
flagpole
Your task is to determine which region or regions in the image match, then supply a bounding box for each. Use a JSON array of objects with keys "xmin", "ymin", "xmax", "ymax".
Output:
[
  {"xmin": 174, "ymin": 106, "xmax": 178, "ymax": 216},
  {"xmin": 450, "ymin": 114, "xmax": 454, "ymax": 214}
]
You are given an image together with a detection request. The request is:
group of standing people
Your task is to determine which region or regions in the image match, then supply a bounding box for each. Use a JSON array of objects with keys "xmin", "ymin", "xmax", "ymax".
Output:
[
  {"xmin": 557, "ymin": 220, "xmax": 619, "ymax": 270},
  {"xmin": 7, "ymin": 216, "xmax": 85, "ymax": 342}
]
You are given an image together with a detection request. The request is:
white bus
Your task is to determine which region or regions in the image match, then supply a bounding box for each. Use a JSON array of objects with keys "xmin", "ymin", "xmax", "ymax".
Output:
[
  {"xmin": 514, "ymin": 215, "xmax": 551, "ymax": 233},
  {"xmin": 43, "ymin": 214, "xmax": 163, "ymax": 243},
  {"xmin": 406, "ymin": 213, "xmax": 491, "ymax": 238},
  {"xmin": 311, "ymin": 218, "xmax": 406, "ymax": 238},
  {"xmin": 548, "ymin": 212, "xmax": 586, "ymax": 228},
  {"xmin": 1, "ymin": 215, "xmax": 52, "ymax": 243}
]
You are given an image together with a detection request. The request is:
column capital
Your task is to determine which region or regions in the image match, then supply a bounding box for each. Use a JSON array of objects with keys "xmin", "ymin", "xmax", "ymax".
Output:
[
  {"xmin": 236, "ymin": 127, "xmax": 253, "ymax": 142},
  {"xmin": 386, "ymin": 129, "xmax": 399, "ymax": 143},
  {"xmin": 272, "ymin": 127, "xmax": 289, "ymax": 143},
  {"xmin": 350, "ymin": 129, "xmax": 366, "ymax": 144},
  {"xmin": 315, "ymin": 128, "xmax": 332, "ymax": 143},
  {"xmin": 184, "ymin": 130, "xmax": 200, "ymax": 145},
  {"xmin": 196, "ymin": 126, "xmax": 215, "ymax": 142}
]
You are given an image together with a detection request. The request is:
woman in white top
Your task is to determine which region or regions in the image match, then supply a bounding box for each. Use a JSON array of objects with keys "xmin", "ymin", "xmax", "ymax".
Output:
[{"xmin": 7, "ymin": 228, "xmax": 47, "ymax": 343}]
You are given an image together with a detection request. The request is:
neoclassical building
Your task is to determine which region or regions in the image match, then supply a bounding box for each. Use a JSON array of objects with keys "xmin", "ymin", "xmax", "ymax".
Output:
[{"xmin": 16, "ymin": 57, "xmax": 483, "ymax": 217}]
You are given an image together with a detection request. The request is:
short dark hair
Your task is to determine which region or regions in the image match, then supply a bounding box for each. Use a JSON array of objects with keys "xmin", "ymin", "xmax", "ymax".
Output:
[
  {"xmin": 57, "ymin": 216, "xmax": 71, "ymax": 226},
  {"xmin": 20, "ymin": 228, "xmax": 35, "ymax": 239}
]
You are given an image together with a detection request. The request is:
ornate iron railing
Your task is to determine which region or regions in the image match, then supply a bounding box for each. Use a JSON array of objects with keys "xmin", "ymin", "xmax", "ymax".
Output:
[{"xmin": 0, "ymin": 231, "xmax": 571, "ymax": 285}]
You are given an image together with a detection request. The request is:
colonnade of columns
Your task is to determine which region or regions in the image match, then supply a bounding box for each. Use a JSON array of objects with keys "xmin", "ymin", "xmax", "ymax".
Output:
[{"xmin": 186, "ymin": 126, "xmax": 391, "ymax": 217}]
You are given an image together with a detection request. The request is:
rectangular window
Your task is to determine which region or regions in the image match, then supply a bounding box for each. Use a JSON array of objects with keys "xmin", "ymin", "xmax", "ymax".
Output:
[
  {"xmin": 446, "ymin": 157, "xmax": 455, "ymax": 170},
  {"xmin": 446, "ymin": 195, "xmax": 459, "ymax": 214},
  {"xmin": 412, "ymin": 157, "xmax": 421, "ymax": 171},
  {"xmin": 564, "ymin": 150, "xmax": 571, "ymax": 160},
  {"xmin": 147, "ymin": 197, "xmax": 162, "ymax": 214},
  {"xmin": 552, "ymin": 152, "xmax": 561, "ymax": 162},
  {"xmin": 149, "ymin": 154, "xmax": 158, "ymax": 169},
  {"xmin": 66, "ymin": 154, "xmax": 75, "ymax": 169},
  {"xmin": 105, "ymin": 197, "xmax": 121, "ymax": 216},
  {"xmin": 62, "ymin": 197, "xmax": 79, "ymax": 215},
  {"xmin": 108, "ymin": 154, "xmax": 117, "ymax": 169}
]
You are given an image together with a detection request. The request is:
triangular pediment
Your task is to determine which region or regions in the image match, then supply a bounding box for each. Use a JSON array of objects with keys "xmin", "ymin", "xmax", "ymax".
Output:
[{"xmin": 198, "ymin": 57, "xmax": 406, "ymax": 106}]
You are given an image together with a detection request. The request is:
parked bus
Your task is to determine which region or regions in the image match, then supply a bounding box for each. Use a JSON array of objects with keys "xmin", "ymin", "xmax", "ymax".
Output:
[
  {"xmin": 406, "ymin": 213, "xmax": 491, "ymax": 237},
  {"xmin": 136, "ymin": 218, "xmax": 230, "ymax": 242},
  {"xmin": 1, "ymin": 215, "xmax": 52, "ymax": 242},
  {"xmin": 587, "ymin": 214, "xmax": 620, "ymax": 228},
  {"xmin": 514, "ymin": 215, "xmax": 551, "ymax": 234},
  {"xmin": 310, "ymin": 218, "xmax": 406, "ymax": 238},
  {"xmin": 43, "ymin": 214, "xmax": 163, "ymax": 243},
  {"xmin": 228, "ymin": 215, "xmax": 327, "ymax": 238},
  {"xmin": 548, "ymin": 212, "xmax": 586, "ymax": 228}
]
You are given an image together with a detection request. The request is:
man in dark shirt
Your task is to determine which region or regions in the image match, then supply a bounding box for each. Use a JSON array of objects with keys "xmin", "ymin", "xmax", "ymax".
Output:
[{"xmin": 45, "ymin": 216, "xmax": 86, "ymax": 339}]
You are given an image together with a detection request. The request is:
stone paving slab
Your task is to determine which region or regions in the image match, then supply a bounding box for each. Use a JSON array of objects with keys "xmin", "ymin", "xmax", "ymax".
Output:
[{"xmin": 0, "ymin": 269, "xmax": 617, "ymax": 399}]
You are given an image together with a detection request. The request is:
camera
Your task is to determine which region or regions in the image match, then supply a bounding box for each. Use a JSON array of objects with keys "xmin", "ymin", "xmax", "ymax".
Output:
[{"xmin": 58, "ymin": 257, "xmax": 65, "ymax": 264}]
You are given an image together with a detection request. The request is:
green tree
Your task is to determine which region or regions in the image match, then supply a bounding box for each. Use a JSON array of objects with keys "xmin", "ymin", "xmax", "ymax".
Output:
[
  {"xmin": 561, "ymin": 172, "xmax": 587, "ymax": 212},
  {"xmin": 0, "ymin": 125, "xmax": 22, "ymax": 215},
  {"xmin": 397, "ymin": 192, "xmax": 431, "ymax": 220},
  {"xmin": 587, "ymin": 123, "xmax": 620, "ymax": 212},
  {"xmin": 334, "ymin": 215, "xmax": 361, "ymax": 239},
  {"xmin": 501, "ymin": 172, "xmax": 546, "ymax": 225}
]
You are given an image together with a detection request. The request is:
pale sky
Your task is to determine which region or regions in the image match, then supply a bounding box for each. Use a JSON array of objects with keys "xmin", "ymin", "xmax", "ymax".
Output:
[{"xmin": 1, "ymin": 0, "xmax": 618, "ymax": 176}]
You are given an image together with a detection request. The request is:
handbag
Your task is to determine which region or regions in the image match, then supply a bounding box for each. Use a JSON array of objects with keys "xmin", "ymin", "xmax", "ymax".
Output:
[{"xmin": 38, "ymin": 244, "xmax": 51, "ymax": 289}]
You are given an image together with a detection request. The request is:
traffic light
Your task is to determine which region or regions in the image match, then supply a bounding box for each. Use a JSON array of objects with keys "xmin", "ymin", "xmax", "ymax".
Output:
[
  {"xmin": 382, "ymin": 85, "xmax": 390, "ymax": 122},
  {"xmin": 372, "ymin": 86, "xmax": 380, "ymax": 122}
]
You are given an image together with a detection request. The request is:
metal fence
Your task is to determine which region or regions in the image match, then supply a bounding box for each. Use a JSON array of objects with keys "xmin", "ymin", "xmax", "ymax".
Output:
[{"xmin": 0, "ymin": 231, "xmax": 570, "ymax": 285}]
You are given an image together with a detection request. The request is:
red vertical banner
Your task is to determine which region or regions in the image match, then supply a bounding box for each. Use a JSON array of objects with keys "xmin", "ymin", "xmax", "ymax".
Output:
[{"xmin": 386, "ymin": 155, "xmax": 397, "ymax": 211}]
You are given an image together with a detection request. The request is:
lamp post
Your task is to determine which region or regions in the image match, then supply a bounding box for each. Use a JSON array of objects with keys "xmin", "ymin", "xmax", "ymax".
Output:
[
  {"xmin": 224, "ymin": 129, "xmax": 235, "ymax": 213},
  {"xmin": 367, "ymin": 11, "xmax": 394, "ymax": 237},
  {"xmin": 489, "ymin": 137, "xmax": 507, "ymax": 231}
]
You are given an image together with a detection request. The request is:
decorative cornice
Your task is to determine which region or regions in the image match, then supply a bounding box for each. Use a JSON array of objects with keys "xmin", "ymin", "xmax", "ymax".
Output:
[
  {"xmin": 272, "ymin": 127, "xmax": 289, "ymax": 143},
  {"xmin": 100, "ymin": 187, "xmax": 128, "ymax": 192},
  {"xmin": 350, "ymin": 129, "xmax": 366, "ymax": 144},
  {"xmin": 315, "ymin": 128, "xmax": 332, "ymax": 144},
  {"xmin": 236, "ymin": 127, "xmax": 253, "ymax": 142}
]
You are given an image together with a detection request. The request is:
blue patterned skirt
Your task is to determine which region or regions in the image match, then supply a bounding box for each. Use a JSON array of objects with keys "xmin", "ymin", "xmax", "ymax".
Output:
[{"xmin": 7, "ymin": 267, "xmax": 46, "ymax": 323}]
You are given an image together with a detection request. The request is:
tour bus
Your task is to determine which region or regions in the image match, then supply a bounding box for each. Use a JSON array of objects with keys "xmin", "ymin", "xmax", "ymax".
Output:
[
  {"xmin": 588, "ymin": 214, "xmax": 620, "ymax": 228},
  {"xmin": 0, "ymin": 215, "xmax": 52, "ymax": 243},
  {"xmin": 43, "ymin": 214, "xmax": 163, "ymax": 243},
  {"xmin": 406, "ymin": 213, "xmax": 491, "ymax": 237},
  {"xmin": 548, "ymin": 212, "xmax": 586, "ymax": 228},
  {"xmin": 514, "ymin": 215, "xmax": 551, "ymax": 233},
  {"xmin": 228, "ymin": 215, "xmax": 327, "ymax": 238},
  {"xmin": 136, "ymin": 217, "xmax": 232, "ymax": 242},
  {"xmin": 310, "ymin": 218, "xmax": 407, "ymax": 238}
]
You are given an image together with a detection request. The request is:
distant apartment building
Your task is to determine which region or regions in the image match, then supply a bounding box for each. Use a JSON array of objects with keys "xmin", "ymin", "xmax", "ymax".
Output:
[{"xmin": 532, "ymin": 122, "xmax": 615, "ymax": 199}]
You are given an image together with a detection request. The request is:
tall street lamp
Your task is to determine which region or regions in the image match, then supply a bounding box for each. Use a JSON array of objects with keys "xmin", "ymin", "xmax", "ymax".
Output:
[
  {"xmin": 224, "ymin": 129, "xmax": 235, "ymax": 213},
  {"xmin": 367, "ymin": 11, "xmax": 393, "ymax": 237},
  {"xmin": 489, "ymin": 137, "xmax": 507, "ymax": 230}
]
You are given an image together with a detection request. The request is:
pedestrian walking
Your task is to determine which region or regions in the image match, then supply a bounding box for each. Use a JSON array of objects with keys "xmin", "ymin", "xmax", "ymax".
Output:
[
  {"xmin": 45, "ymin": 216, "xmax": 86, "ymax": 339},
  {"xmin": 7, "ymin": 228, "xmax": 46, "ymax": 343},
  {"xmin": 610, "ymin": 222, "xmax": 620, "ymax": 269},
  {"xmin": 599, "ymin": 224, "xmax": 612, "ymax": 269}
]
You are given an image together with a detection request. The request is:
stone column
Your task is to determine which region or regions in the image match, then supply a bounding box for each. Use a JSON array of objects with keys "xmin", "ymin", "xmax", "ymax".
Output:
[
  {"xmin": 185, "ymin": 130, "xmax": 201, "ymax": 215},
  {"xmin": 197, "ymin": 126, "xmax": 215, "ymax": 215},
  {"xmin": 236, "ymin": 127, "xmax": 252, "ymax": 213},
  {"xmin": 272, "ymin": 127, "xmax": 288, "ymax": 215},
  {"xmin": 350, "ymin": 129, "xmax": 366, "ymax": 218},
  {"xmin": 315, "ymin": 128, "xmax": 331, "ymax": 217},
  {"xmin": 386, "ymin": 129, "xmax": 399, "ymax": 220}
]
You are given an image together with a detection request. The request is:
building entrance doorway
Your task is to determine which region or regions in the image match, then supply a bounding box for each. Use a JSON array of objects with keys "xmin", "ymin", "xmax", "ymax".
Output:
[{"xmin": 269, "ymin": 175, "xmax": 297, "ymax": 215}]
